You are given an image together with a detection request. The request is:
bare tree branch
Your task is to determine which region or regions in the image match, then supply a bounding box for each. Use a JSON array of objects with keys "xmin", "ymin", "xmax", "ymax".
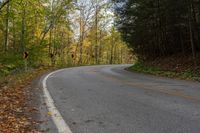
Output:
[{"xmin": 0, "ymin": 0, "xmax": 11, "ymax": 11}]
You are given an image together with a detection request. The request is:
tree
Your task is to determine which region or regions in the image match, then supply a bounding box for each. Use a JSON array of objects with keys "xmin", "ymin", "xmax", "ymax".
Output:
[
  {"xmin": 114, "ymin": 0, "xmax": 200, "ymax": 66},
  {"xmin": 0, "ymin": 0, "xmax": 132, "ymax": 76},
  {"xmin": 0, "ymin": 0, "xmax": 11, "ymax": 11}
]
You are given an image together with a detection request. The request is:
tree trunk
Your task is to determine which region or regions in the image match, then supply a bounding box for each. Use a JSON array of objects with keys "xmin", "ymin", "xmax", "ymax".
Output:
[
  {"xmin": 4, "ymin": 2, "xmax": 10, "ymax": 52},
  {"xmin": 21, "ymin": 4, "xmax": 27, "ymax": 71},
  {"xmin": 188, "ymin": 0, "xmax": 197, "ymax": 66},
  {"xmin": 95, "ymin": 4, "xmax": 98, "ymax": 64}
]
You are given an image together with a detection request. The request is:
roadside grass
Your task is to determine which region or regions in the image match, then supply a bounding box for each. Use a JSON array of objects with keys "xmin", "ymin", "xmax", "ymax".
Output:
[{"xmin": 128, "ymin": 62, "xmax": 200, "ymax": 82}]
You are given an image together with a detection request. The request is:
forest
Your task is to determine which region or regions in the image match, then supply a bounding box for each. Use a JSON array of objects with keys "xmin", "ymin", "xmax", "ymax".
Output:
[
  {"xmin": 0, "ymin": 0, "xmax": 200, "ymax": 132},
  {"xmin": 115, "ymin": 0, "xmax": 200, "ymax": 73},
  {"xmin": 0, "ymin": 0, "xmax": 133, "ymax": 77}
]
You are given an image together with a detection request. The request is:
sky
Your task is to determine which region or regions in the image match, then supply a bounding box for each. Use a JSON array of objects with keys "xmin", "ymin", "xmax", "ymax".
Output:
[{"xmin": 71, "ymin": 0, "xmax": 115, "ymax": 38}]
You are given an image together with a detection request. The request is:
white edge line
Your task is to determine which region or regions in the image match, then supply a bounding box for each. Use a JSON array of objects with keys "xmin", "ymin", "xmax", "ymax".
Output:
[{"xmin": 42, "ymin": 69, "xmax": 72, "ymax": 133}]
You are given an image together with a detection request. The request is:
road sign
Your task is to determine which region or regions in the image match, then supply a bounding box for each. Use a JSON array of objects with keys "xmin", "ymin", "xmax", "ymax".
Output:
[
  {"xmin": 24, "ymin": 52, "xmax": 29, "ymax": 59},
  {"xmin": 71, "ymin": 54, "xmax": 74, "ymax": 59}
]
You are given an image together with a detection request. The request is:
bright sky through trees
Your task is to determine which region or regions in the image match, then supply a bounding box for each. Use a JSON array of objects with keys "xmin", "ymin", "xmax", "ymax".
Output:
[{"xmin": 0, "ymin": 0, "xmax": 133, "ymax": 76}]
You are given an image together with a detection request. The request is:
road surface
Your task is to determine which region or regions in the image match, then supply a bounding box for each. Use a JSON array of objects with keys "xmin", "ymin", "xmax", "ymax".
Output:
[{"xmin": 42, "ymin": 65, "xmax": 200, "ymax": 133}]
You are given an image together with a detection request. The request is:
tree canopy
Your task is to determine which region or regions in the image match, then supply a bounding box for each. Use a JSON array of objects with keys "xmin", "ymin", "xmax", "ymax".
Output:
[
  {"xmin": 0, "ymin": 0, "xmax": 133, "ymax": 76},
  {"xmin": 114, "ymin": 0, "xmax": 200, "ymax": 63}
]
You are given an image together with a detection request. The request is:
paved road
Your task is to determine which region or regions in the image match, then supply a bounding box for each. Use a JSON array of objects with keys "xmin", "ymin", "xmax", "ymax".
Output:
[{"xmin": 44, "ymin": 65, "xmax": 200, "ymax": 133}]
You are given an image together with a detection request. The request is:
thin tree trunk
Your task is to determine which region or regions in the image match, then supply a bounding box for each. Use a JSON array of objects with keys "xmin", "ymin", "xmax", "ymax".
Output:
[
  {"xmin": 12, "ymin": 14, "xmax": 17, "ymax": 52},
  {"xmin": 4, "ymin": 2, "xmax": 10, "ymax": 52},
  {"xmin": 188, "ymin": 0, "xmax": 197, "ymax": 66},
  {"xmin": 189, "ymin": 18, "xmax": 197, "ymax": 66},
  {"xmin": 98, "ymin": 30, "xmax": 102, "ymax": 64},
  {"xmin": 0, "ymin": 0, "xmax": 11, "ymax": 11},
  {"xmin": 79, "ymin": 15, "xmax": 83, "ymax": 65},
  {"xmin": 120, "ymin": 47, "xmax": 123, "ymax": 64},
  {"xmin": 21, "ymin": 4, "xmax": 27, "ymax": 71},
  {"xmin": 110, "ymin": 35, "xmax": 114, "ymax": 64},
  {"xmin": 95, "ymin": 4, "xmax": 98, "ymax": 64}
]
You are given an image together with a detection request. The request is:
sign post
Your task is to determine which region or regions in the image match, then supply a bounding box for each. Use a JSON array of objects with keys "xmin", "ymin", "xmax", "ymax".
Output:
[{"xmin": 23, "ymin": 52, "xmax": 28, "ymax": 71}]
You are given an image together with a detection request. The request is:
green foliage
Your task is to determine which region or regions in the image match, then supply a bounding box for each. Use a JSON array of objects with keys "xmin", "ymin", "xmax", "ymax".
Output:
[
  {"xmin": 130, "ymin": 62, "xmax": 200, "ymax": 82},
  {"xmin": 131, "ymin": 62, "xmax": 161, "ymax": 73},
  {"xmin": 115, "ymin": 0, "xmax": 200, "ymax": 61},
  {"xmin": 0, "ymin": 53, "xmax": 24, "ymax": 76},
  {"xmin": 0, "ymin": 0, "xmax": 133, "ymax": 78}
]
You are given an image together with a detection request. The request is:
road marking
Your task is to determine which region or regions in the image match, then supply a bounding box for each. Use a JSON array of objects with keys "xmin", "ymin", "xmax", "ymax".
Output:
[{"xmin": 42, "ymin": 70, "xmax": 72, "ymax": 133}]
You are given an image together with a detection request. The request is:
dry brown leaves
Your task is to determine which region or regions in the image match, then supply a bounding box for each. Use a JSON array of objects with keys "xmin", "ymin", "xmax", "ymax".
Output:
[
  {"xmin": 0, "ymin": 68, "xmax": 49, "ymax": 133},
  {"xmin": 147, "ymin": 53, "xmax": 200, "ymax": 74}
]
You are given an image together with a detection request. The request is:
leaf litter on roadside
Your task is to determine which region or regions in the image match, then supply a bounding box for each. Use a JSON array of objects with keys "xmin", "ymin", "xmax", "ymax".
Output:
[{"xmin": 0, "ymin": 68, "xmax": 49, "ymax": 133}]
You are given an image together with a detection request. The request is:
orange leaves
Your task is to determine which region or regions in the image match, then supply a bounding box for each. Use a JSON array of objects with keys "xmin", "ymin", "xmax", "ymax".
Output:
[
  {"xmin": 0, "ymin": 68, "xmax": 48, "ymax": 132},
  {"xmin": 0, "ymin": 85, "xmax": 36, "ymax": 132}
]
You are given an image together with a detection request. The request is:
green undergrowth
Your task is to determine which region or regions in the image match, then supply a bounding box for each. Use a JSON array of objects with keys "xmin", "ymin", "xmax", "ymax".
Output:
[
  {"xmin": 129, "ymin": 62, "xmax": 200, "ymax": 82},
  {"xmin": 0, "ymin": 63, "xmax": 79, "ymax": 89},
  {"xmin": 0, "ymin": 66, "xmax": 51, "ymax": 89}
]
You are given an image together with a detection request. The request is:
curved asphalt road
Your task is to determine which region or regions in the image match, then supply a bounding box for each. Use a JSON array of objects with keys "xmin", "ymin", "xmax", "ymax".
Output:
[{"xmin": 44, "ymin": 65, "xmax": 200, "ymax": 133}]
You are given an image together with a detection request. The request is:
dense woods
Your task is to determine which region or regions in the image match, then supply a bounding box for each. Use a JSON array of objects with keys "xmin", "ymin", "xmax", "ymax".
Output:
[
  {"xmin": 1, "ymin": 0, "xmax": 199, "ymax": 76},
  {"xmin": 1, "ymin": 0, "xmax": 200, "ymax": 132},
  {"xmin": 0, "ymin": 0, "xmax": 132, "ymax": 76},
  {"xmin": 114, "ymin": 0, "xmax": 200, "ymax": 66}
]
